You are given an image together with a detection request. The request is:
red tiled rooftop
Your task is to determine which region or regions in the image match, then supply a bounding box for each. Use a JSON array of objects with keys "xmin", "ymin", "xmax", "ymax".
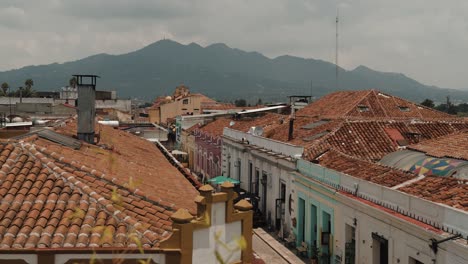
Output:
[
  {"xmin": 317, "ymin": 149, "xmax": 468, "ymax": 212},
  {"xmin": 45, "ymin": 120, "xmax": 199, "ymax": 212},
  {"xmin": 0, "ymin": 120, "xmax": 200, "ymax": 250},
  {"xmin": 268, "ymin": 118, "xmax": 468, "ymax": 162},
  {"xmin": 407, "ymin": 130, "xmax": 468, "ymax": 161},
  {"xmin": 398, "ymin": 176, "xmax": 468, "ymax": 211},
  {"xmin": 199, "ymin": 113, "xmax": 285, "ymax": 138},
  {"xmin": 297, "ymin": 90, "xmax": 453, "ymax": 119},
  {"xmin": 0, "ymin": 142, "xmax": 175, "ymax": 249},
  {"xmin": 316, "ymin": 149, "xmax": 416, "ymax": 187}
]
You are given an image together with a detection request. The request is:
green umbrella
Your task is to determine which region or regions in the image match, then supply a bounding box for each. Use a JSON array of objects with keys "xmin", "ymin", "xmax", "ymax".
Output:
[{"xmin": 207, "ymin": 176, "xmax": 240, "ymax": 185}]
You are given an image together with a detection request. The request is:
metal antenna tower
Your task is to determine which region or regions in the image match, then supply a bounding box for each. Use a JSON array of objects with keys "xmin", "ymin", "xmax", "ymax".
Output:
[{"xmin": 336, "ymin": 8, "xmax": 339, "ymax": 90}]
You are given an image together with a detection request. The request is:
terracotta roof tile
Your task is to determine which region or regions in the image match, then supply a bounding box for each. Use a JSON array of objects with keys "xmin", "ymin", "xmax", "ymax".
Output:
[
  {"xmin": 297, "ymin": 90, "xmax": 453, "ymax": 119},
  {"xmin": 268, "ymin": 118, "xmax": 468, "ymax": 162},
  {"xmin": 38, "ymin": 120, "xmax": 199, "ymax": 212},
  {"xmin": 0, "ymin": 119, "xmax": 201, "ymax": 250},
  {"xmin": 316, "ymin": 149, "xmax": 416, "ymax": 187},
  {"xmin": 199, "ymin": 113, "xmax": 285, "ymax": 138},
  {"xmin": 399, "ymin": 176, "xmax": 468, "ymax": 211},
  {"xmin": 407, "ymin": 130, "xmax": 468, "ymax": 161}
]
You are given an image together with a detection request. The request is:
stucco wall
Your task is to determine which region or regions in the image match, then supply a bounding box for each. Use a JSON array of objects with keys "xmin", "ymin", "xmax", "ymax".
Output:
[
  {"xmin": 293, "ymin": 160, "xmax": 468, "ymax": 264},
  {"xmin": 222, "ymin": 136, "xmax": 296, "ymax": 235},
  {"xmin": 192, "ymin": 202, "xmax": 242, "ymax": 264},
  {"xmin": 159, "ymin": 95, "xmax": 212, "ymax": 124}
]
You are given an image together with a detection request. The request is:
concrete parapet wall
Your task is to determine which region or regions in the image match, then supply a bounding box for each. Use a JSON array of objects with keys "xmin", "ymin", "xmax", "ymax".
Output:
[
  {"xmin": 298, "ymin": 159, "xmax": 468, "ymax": 238},
  {"xmin": 224, "ymin": 127, "xmax": 303, "ymax": 157}
]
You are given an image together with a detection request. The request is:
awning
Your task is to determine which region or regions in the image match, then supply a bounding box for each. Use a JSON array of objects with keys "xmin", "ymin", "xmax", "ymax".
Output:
[{"xmin": 207, "ymin": 176, "xmax": 240, "ymax": 185}]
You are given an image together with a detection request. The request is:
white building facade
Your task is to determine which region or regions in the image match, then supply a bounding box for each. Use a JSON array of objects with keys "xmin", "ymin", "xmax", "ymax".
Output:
[
  {"xmin": 292, "ymin": 159, "xmax": 468, "ymax": 264},
  {"xmin": 222, "ymin": 127, "xmax": 303, "ymax": 235}
]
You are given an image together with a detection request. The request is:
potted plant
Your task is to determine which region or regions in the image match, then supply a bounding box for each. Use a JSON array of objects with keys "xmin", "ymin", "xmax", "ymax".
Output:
[{"xmin": 310, "ymin": 246, "xmax": 320, "ymax": 264}]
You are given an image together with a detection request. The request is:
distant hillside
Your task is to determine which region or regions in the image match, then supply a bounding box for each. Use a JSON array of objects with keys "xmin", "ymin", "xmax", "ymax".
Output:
[{"xmin": 1, "ymin": 39, "xmax": 467, "ymax": 103}]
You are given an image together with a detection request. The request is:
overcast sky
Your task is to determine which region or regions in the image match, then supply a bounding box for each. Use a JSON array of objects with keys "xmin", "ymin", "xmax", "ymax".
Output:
[{"xmin": 1, "ymin": 0, "xmax": 467, "ymax": 89}]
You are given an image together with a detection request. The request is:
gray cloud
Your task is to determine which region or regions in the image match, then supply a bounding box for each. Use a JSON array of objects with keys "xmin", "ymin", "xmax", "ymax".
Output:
[{"xmin": 0, "ymin": 0, "xmax": 467, "ymax": 89}]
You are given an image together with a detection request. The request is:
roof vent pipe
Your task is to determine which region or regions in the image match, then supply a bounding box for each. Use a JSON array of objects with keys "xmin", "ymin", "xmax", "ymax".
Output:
[{"xmin": 74, "ymin": 74, "xmax": 99, "ymax": 144}]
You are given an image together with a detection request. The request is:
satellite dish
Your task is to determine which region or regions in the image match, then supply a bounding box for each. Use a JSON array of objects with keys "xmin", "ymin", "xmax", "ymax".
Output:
[{"xmin": 229, "ymin": 121, "xmax": 235, "ymax": 127}]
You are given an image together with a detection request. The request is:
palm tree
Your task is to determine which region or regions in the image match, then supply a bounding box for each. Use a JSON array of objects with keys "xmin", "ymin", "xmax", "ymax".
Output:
[{"xmin": 1, "ymin": 83, "xmax": 9, "ymax": 96}]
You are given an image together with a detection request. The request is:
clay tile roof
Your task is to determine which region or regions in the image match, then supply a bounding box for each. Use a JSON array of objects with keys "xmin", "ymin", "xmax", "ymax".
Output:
[
  {"xmin": 267, "ymin": 118, "xmax": 468, "ymax": 162},
  {"xmin": 316, "ymin": 149, "xmax": 416, "ymax": 187},
  {"xmin": 398, "ymin": 176, "xmax": 468, "ymax": 211},
  {"xmin": 0, "ymin": 120, "xmax": 200, "ymax": 250},
  {"xmin": 198, "ymin": 113, "xmax": 284, "ymax": 138},
  {"xmin": 407, "ymin": 130, "xmax": 468, "ymax": 161},
  {"xmin": 297, "ymin": 90, "xmax": 453, "ymax": 119}
]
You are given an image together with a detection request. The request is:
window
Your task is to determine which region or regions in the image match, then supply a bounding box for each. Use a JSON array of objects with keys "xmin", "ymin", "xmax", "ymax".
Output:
[
  {"xmin": 398, "ymin": 106, "xmax": 410, "ymax": 112},
  {"xmin": 236, "ymin": 159, "xmax": 241, "ymax": 180},
  {"xmin": 345, "ymin": 224, "xmax": 356, "ymax": 264},
  {"xmin": 253, "ymin": 168, "xmax": 260, "ymax": 196},
  {"xmin": 357, "ymin": 105, "xmax": 369, "ymax": 112},
  {"xmin": 372, "ymin": 233, "xmax": 388, "ymax": 264},
  {"xmin": 183, "ymin": 99, "xmax": 189, "ymax": 104},
  {"xmin": 298, "ymin": 198, "xmax": 305, "ymax": 243}
]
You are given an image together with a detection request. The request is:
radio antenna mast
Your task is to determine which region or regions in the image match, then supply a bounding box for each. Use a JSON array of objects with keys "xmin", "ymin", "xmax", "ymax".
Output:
[{"xmin": 335, "ymin": 8, "xmax": 339, "ymax": 90}]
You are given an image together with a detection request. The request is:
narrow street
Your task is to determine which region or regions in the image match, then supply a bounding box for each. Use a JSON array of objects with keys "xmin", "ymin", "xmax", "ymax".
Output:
[
  {"xmin": 253, "ymin": 234, "xmax": 289, "ymax": 264},
  {"xmin": 253, "ymin": 228, "xmax": 306, "ymax": 264}
]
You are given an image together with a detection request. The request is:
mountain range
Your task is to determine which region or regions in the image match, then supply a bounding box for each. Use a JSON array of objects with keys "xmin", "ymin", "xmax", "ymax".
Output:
[{"xmin": 1, "ymin": 39, "xmax": 467, "ymax": 103}]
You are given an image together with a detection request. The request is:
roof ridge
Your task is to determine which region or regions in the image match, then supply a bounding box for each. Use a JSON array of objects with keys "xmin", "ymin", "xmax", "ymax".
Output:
[
  {"xmin": 20, "ymin": 142, "xmax": 162, "ymax": 245},
  {"xmin": 344, "ymin": 90, "xmax": 374, "ymax": 117},
  {"xmin": 386, "ymin": 91, "xmax": 451, "ymax": 117},
  {"xmin": 370, "ymin": 90, "xmax": 390, "ymax": 118}
]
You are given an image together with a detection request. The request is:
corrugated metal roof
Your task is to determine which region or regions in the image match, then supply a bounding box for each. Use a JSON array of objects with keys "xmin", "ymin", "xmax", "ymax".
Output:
[{"xmin": 37, "ymin": 129, "xmax": 82, "ymax": 149}]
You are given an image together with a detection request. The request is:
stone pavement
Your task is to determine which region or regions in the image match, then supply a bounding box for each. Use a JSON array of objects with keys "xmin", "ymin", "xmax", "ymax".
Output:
[{"xmin": 253, "ymin": 228, "xmax": 305, "ymax": 264}]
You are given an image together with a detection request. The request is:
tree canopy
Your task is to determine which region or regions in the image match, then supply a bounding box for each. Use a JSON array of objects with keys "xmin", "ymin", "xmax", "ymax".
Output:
[
  {"xmin": 234, "ymin": 99, "xmax": 247, "ymax": 107},
  {"xmin": 1, "ymin": 83, "xmax": 9, "ymax": 96},
  {"xmin": 420, "ymin": 99, "xmax": 435, "ymax": 108}
]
